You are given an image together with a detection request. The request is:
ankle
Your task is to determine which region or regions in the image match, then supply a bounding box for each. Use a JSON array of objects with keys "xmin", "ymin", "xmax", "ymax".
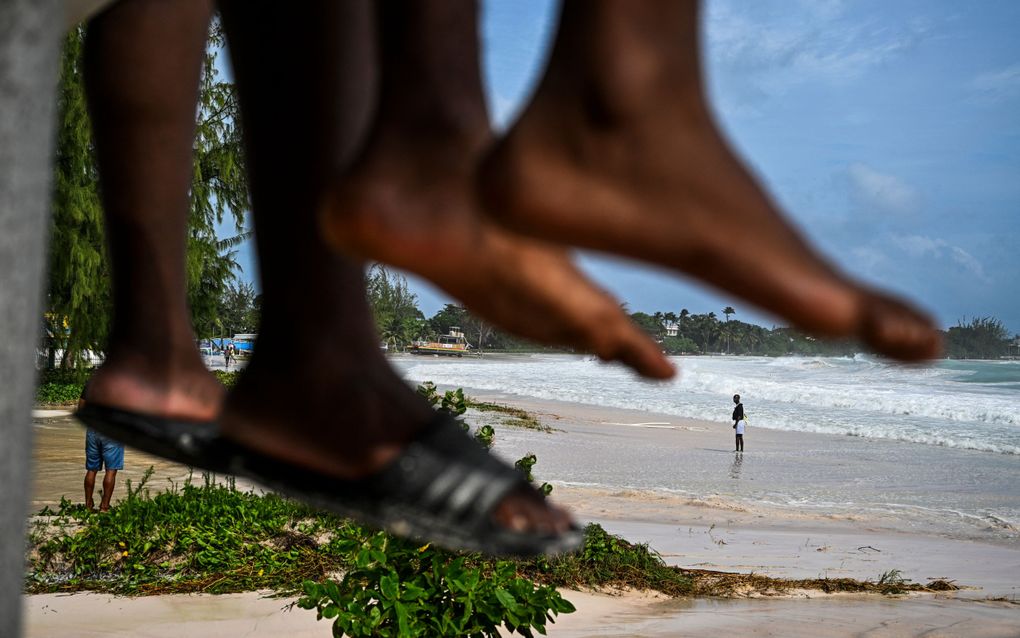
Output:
[
  {"xmin": 548, "ymin": 3, "xmax": 704, "ymax": 123},
  {"xmin": 103, "ymin": 342, "xmax": 208, "ymax": 376}
]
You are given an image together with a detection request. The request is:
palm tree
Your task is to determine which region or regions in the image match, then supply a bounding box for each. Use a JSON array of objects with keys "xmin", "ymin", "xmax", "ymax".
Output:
[
  {"xmin": 679, "ymin": 308, "xmax": 690, "ymax": 334},
  {"xmin": 652, "ymin": 311, "xmax": 667, "ymax": 340},
  {"xmin": 691, "ymin": 313, "xmax": 719, "ymax": 353},
  {"xmin": 743, "ymin": 328, "xmax": 764, "ymax": 355},
  {"xmin": 723, "ymin": 306, "xmax": 735, "ymax": 322},
  {"xmin": 718, "ymin": 322, "xmax": 735, "ymax": 354}
]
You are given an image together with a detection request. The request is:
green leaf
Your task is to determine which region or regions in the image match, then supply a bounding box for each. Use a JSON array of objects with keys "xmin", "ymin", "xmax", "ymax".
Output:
[
  {"xmin": 553, "ymin": 597, "xmax": 576, "ymax": 614},
  {"xmin": 494, "ymin": 588, "xmax": 517, "ymax": 609},
  {"xmin": 323, "ymin": 580, "xmax": 342, "ymax": 603},
  {"xmin": 321, "ymin": 604, "xmax": 340, "ymax": 619},
  {"xmin": 379, "ymin": 574, "xmax": 399, "ymax": 600},
  {"xmin": 395, "ymin": 600, "xmax": 409, "ymax": 637}
]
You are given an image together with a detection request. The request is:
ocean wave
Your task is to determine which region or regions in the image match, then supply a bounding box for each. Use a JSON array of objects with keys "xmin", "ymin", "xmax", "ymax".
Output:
[{"xmin": 400, "ymin": 355, "xmax": 1020, "ymax": 456}]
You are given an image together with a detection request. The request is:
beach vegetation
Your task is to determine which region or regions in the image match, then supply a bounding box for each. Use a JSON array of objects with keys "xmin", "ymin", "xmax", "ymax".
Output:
[
  {"xmin": 513, "ymin": 454, "xmax": 553, "ymax": 497},
  {"xmin": 524, "ymin": 523, "xmax": 693, "ymax": 597},
  {"xmin": 27, "ymin": 383, "xmax": 576, "ymax": 636},
  {"xmin": 35, "ymin": 382, "xmax": 84, "ymax": 405},
  {"xmin": 34, "ymin": 368, "xmax": 242, "ymax": 405},
  {"xmin": 944, "ymin": 316, "xmax": 1011, "ymax": 359},
  {"xmin": 213, "ymin": 281, "xmax": 261, "ymax": 339},
  {"xmin": 35, "ymin": 368, "xmax": 88, "ymax": 404},
  {"xmin": 367, "ymin": 265, "xmax": 427, "ymax": 352},
  {"xmin": 465, "ymin": 398, "xmax": 550, "ymax": 432},
  {"xmin": 27, "ymin": 464, "xmax": 577, "ymax": 636},
  {"xmin": 473, "ymin": 424, "xmax": 496, "ymax": 449},
  {"xmin": 211, "ymin": 369, "xmax": 240, "ymax": 388},
  {"xmin": 296, "ymin": 536, "xmax": 574, "ymax": 637},
  {"xmin": 27, "ymin": 469, "xmax": 353, "ymax": 595},
  {"xmin": 415, "ymin": 382, "xmax": 468, "ymax": 418}
]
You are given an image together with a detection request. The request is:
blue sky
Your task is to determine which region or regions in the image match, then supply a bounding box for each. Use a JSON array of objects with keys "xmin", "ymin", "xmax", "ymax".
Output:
[{"xmin": 226, "ymin": 0, "xmax": 1020, "ymax": 334}]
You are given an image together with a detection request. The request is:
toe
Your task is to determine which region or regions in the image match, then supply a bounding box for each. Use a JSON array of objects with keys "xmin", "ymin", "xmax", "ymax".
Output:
[
  {"xmin": 861, "ymin": 291, "xmax": 943, "ymax": 361},
  {"xmin": 492, "ymin": 491, "xmax": 576, "ymax": 536},
  {"xmin": 615, "ymin": 329, "xmax": 676, "ymax": 380},
  {"xmin": 586, "ymin": 304, "xmax": 676, "ymax": 379}
]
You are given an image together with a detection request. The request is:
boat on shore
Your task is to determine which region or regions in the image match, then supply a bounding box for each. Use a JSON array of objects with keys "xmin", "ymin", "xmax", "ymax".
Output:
[{"xmin": 408, "ymin": 327, "xmax": 471, "ymax": 357}]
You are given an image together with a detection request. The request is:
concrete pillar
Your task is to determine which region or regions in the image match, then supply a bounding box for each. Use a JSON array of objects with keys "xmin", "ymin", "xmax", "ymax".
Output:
[{"xmin": 0, "ymin": 1, "xmax": 62, "ymax": 636}]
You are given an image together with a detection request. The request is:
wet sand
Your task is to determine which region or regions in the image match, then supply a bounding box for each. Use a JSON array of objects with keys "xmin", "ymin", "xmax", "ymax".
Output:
[
  {"xmin": 30, "ymin": 411, "xmax": 263, "ymax": 512},
  {"xmin": 24, "ymin": 404, "xmax": 1020, "ymax": 637}
]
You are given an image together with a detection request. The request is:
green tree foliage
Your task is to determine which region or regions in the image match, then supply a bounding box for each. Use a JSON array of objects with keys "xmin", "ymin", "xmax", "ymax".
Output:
[
  {"xmin": 661, "ymin": 335, "xmax": 697, "ymax": 355},
  {"xmin": 366, "ymin": 265, "xmax": 426, "ymax": 350},
  {"xmin": 631, "ymin": 306, "xmax": 869, "ymax": 357},
  {"xmin": 206, "ymin": 281, "xmax": 259, "ymax": 338},
  {"xmin": 945, "ymin": 317, "xmax": 1010, "ymax": 359},
  {"xmin": 47, "ymin": 24, "xmax": 248, "ymax": 365},
  {"xmin": 426, "ymin": 304, "xmax": 469, "ymax": 342},
  {"xmin": 688, "ymin": 313, "xmax": 719, "ymax": 352},
  {"xmin": 47, "ymin": 27, "xmax": 109, "ymax": 369},
  {"xmin": 185, "ymin": 22, "xmax": 249, "ymax": 336},
  {"xmin": 629, "ymin": 312, "xmax": 665, "ymax": 340}
]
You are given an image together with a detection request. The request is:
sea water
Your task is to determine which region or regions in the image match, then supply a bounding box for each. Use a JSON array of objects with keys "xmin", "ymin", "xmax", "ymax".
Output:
[
  {"xmin": 394, "ymin": 354, "xmax": 1020, "ymax": 541},
  {"xmin": 397, "ymin": 354, "xmax": 1020, "ymax": 455}
]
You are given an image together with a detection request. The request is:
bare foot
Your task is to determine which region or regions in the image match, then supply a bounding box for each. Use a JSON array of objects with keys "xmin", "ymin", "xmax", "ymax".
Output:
[
  {"xmin": 319, "ymin": 128, "xmax": 674, "ymax": 380},
  {"xmin": 83, "ymin": 344, "xmax": 223, "ymax": 422},
  {"xmin": 220, "ymin": 327, "xmax": 573, "ymax": 536},
  {"xmin": 478, "ymin": 1, "xmax": 940, "ymax": 361}
]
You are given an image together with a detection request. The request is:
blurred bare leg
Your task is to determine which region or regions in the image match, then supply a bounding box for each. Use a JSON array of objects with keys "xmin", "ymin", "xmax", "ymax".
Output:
[
  {"xmin": 320, "ymin": 0, "xmax": 673, "ymax": 379},
  {"xmin": 480, "ymin": 0, "xmax": 941, "ymax": 361},
  {"xmin": 82, "ymin": 0, "xmax": 223, "ymax": 419},
  {"xmin": 219, "ymin": 0, "xmax": 571, "ymax": 536}
]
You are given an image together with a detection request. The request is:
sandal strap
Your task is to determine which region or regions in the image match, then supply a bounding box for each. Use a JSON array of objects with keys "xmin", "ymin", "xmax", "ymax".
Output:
[
  {"xmin": 370, "ymin": 414, "xmax": 526, "ymax": 529},
  {"xmin": 220, "ymin": 413, "xmax": 530, "ymax": 535}
]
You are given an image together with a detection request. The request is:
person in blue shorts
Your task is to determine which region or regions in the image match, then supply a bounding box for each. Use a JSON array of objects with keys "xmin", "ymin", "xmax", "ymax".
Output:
[{"xmin": 80, "ymin": 386, "xmax": 124, "ymax": 512}]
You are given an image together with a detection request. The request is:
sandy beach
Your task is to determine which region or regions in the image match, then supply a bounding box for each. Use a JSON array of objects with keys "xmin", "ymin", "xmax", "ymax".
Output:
[{"xmin": 23, "ymin": 393, "xmax": 1020, "ymax": 637}]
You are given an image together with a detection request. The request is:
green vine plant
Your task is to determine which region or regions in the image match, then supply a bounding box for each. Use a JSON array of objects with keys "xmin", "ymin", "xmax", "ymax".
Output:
[
  {"xmin": 295, "ymin": 384, "xmax": 574, "ymax": 637},
  {"xmin": 296, "ymin": 533, "xmax": 573, "ymax": 637}
]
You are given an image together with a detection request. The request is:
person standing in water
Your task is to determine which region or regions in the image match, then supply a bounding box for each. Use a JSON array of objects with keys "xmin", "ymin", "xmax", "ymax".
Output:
[
  {"xmin": 80, "ymin": 381, "xmax": 124, "ymax": 512},
  {"xmin": 732, "ymin": 394, "xmax": 745, "ymax": 452}
]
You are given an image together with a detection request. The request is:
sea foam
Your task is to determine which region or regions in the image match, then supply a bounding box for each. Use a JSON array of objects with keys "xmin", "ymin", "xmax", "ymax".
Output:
[{"xmin": 398, "ymin": 355, "xmax": 1020, "ymax": 455}]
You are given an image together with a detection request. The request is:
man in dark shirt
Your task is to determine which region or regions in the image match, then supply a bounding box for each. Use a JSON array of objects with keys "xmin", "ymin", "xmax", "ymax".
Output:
[{"xmin": 732, "ymin": 394, "xmax": 745, "ymax": 452}]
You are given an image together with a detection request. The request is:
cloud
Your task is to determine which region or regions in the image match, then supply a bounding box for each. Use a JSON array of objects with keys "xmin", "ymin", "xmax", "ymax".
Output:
[
  {"xmin": 849, "ymin": 244, "xmax": 891, "ymax": 273},
  {"xmin": 971, "ymin": 62, "xmax": 1020, "ymax": 102},
  {"xmin": 846, "ymin": 163, "xmax": 920, "ymax": 215},
  {"xmin": 706, "ymin": 1, "xmax": 929, "ymax": 102},
  {"xmin": 889, "ymin": 234, "xmax": 989, "ymax": 281}
]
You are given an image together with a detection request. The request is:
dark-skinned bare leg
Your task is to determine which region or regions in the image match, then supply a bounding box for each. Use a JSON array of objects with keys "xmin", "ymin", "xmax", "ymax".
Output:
[
  {"xmin": 83, "ymin": 0, "xmax": 223, "ymax": 419},
  {"xmin": 479, "ymin": 0, "xmax": 941, "ymax": 361},
  {"xmin": 320, "ymin": 0, "xmax": 673, "ymax": 380},
  {"xmin": 84, "ymin": 470, "xmax": 97, "ymax": 511},
  {"xmin": 218, "ymin": 0, "xmax": 570, "ymax": 536},
  {"xmin": 99, "ymin": 470, "xmax": 117, "ymax": 511}
]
